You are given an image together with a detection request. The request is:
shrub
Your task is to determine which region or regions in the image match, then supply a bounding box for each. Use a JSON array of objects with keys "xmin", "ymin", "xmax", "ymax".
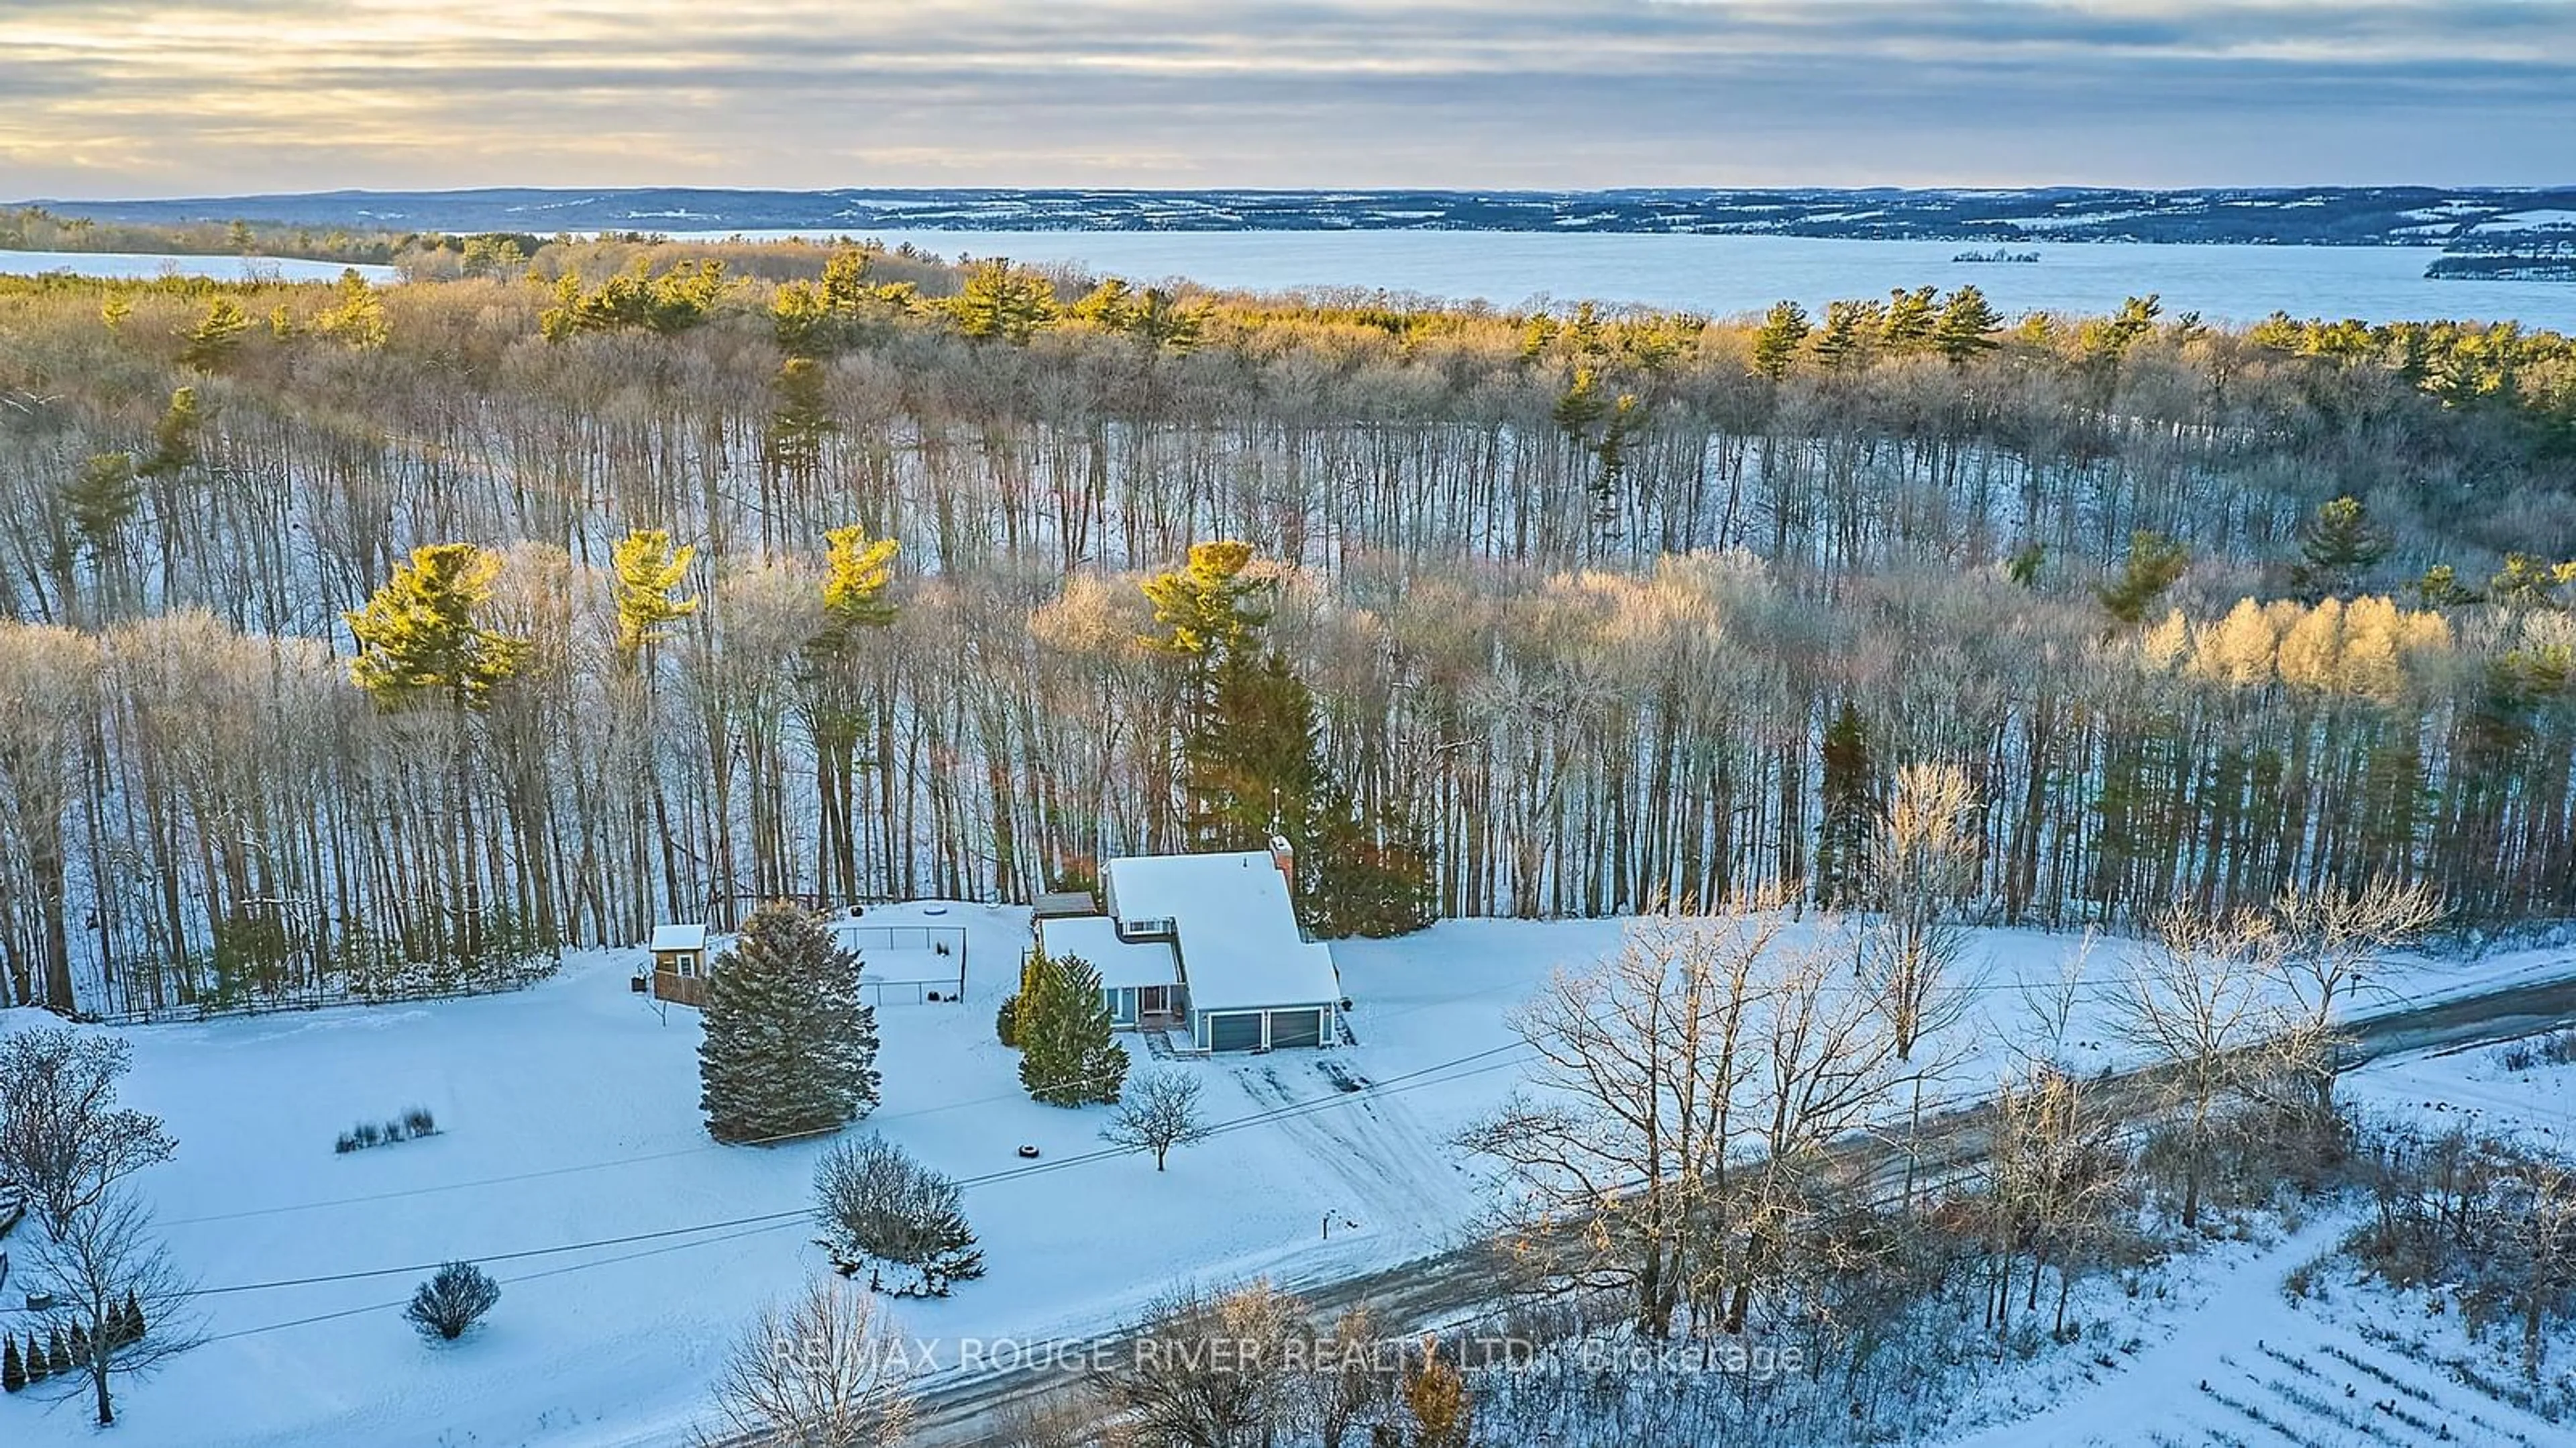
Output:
[
  {"xmin": 404, "ymin": 1261, "xmax": 500, "ymax": 1343},
  {"xmin": 812, "ymin": 1134, "xmax": 983, "ymax": 1296},
  {"xmin": 335, "ymin": 1106, "xmax": 440, "ymax": 1154}
]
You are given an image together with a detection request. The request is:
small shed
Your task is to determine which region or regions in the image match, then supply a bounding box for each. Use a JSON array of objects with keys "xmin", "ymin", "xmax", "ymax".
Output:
[
  {"xmin": 1032, "ymin": 891, "xmax": 1097, "ymax": 920},
  {"xmin": 650, "ymin": 923, "xmax": 711, "ymax": 1007}
]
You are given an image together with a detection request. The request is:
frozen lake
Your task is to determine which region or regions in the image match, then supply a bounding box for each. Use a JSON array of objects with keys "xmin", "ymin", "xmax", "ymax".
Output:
[
  {"xmin": 0, "ymin": 249, "xmax": 399, "ymax": 283},
  {"xmin": 686, "ymin": 228, "xmax": 2576, "ymax": 330},
  {"xmin": 11, "ymin": 234, "xmax": 2569, "ymax": 329}
]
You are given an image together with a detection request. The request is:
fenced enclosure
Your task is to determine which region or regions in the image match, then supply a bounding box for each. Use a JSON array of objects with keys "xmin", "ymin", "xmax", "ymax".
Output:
[{"xmin": 830, "ymin": 920, "xmax": 969, "ymax": 1005}]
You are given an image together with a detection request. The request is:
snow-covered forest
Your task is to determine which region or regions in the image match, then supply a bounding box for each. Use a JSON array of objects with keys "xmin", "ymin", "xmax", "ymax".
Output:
[{"xmin": 0, "ymin": 231, "xmax": 2572, "ymax": 1015}]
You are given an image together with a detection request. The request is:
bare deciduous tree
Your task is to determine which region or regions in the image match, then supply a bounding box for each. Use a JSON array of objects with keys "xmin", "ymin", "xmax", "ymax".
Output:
[
  {"xmin": 1102, "ymin": 1067, "xmax": 1211, "ymax": 1171},
  {"xmin": 2110, "ymin": 907, "xmax": 2304, "ymax": 1229},
  {"xmin": 1985, "ymin": 1064, "xmax": 2128, "ymax": 1343},
  {"xmin": 1461, "ymin": 907, "xmax": 1781, "ymax": 1337},
  {"xmin": 1862, "ymin": 760, "xmax": 1980, "ymax": 1064},
  {"xmin": 30, "ymin": 1189, "xmax": 198, "ymax": 1427},
  {"xmin": 2269, "ymin": 877, "xmax": 2443, "ymax": 1114},
  {"xmin": 0, "ymin": 1027, "xmax": 177, "ymax": 1238},
  {"xmin": 701, "ymin": 1274, "xmax": 915, "ymax": 1448},
  {"xmin": 2493, "ymin": 1155, "xmax": 2576, "ymax": 1378},
  {"xmin": 1095, "ymin": 1280, "xmax": 1310, "ymax": 1448}
]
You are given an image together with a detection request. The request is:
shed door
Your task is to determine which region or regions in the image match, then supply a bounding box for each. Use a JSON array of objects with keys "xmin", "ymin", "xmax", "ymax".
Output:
[
  {"xmin": 1267, "ymin": 1009, "xmax": 1323, "ymax": 1049},
  {"xmin": 1208, "ymin": 1012, "xmax": 1265, "ymax": 1053}
]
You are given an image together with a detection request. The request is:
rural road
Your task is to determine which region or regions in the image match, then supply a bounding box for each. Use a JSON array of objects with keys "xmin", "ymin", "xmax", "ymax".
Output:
[{"xmin": 725, "ymin": 965, "xmax": 2576, "ymax": 1446}]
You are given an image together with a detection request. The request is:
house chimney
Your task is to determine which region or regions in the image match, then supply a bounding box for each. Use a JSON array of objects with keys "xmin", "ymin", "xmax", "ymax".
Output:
[{"xmin": 1269, "ymin": 834, "xmax": 1295, "ymax": 896}]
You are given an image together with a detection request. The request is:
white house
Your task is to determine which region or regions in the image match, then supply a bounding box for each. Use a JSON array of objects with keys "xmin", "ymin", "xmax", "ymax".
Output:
[{"xmin": 1036, "ymin": 839, "xmax": 1342, "ymax": 1052}]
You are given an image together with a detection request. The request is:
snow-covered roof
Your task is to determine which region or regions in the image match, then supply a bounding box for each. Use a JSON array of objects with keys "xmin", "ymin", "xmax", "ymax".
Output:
[
  {"xmin": 1104, "ymin": 851, "xmax": 1339, "ymax": 1013},
  {"xmin": 1036, "ymin": 915, "xmax": 1179, "ymax": 990},
  {"xmin": 649, "ymin": 923, "xmax": 708, "ymax": 953}
]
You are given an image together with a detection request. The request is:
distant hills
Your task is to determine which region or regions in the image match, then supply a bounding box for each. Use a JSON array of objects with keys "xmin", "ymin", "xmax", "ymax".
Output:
[{"xmin": 23, "ymin": 186, "xmax": 2576, "ymax": 247}]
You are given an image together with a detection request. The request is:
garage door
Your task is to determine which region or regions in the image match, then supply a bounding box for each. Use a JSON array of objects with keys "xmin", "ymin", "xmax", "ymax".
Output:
[
  {"xmin": 1207, "ymin": 1012, "xmax": 1265, "ymax": 1053},
  {"xmin": 1267, "ymin": 1009, "xmax": 1323, "ymax": 1049}
]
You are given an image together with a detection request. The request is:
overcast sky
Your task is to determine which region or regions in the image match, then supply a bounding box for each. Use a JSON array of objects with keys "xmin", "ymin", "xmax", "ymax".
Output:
[{"xmin": 4, "ymin": 1, "xmax": 2571, "ymax": 199}]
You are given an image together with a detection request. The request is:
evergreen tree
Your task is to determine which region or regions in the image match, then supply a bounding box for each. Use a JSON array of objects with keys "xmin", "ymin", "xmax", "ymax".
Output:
[
  {"xmin": 343, "ymin": 544, "xmax": 527, "ymax": 711},
  {"xmin": 1812, "ymin": 299, "xmax": 1875, "ymax": 373},
  {"xmin": 995, "ymin": 949, "xmax": 1049, "ymax": 1048},
  {"xmin": 2096, "ymin": 531, "xmax": 2191, "ymax": 625},
  {"xmin": 2292, "ymin": 495, "xmax": 2391, "ymax": 597},
  {"xmin": 120, "ymin": 1288, "xmax": 146, "ymax": 1346},
  {"xmin": 2413, "ymin": 563, "xmax": 2481, "ymax": 608},
  {"xmin": 48, "ymin": 1327, "xmax": 68, "ymax": 1376},
  {"xmin": 1749, "ymin": 300, "xmax": 1811, "ymax": 382},
  {"xmin": 3, "ymin": 1333, "xmax": 24, "ymax": 1393},
  {"xmin": 60, "ymin": 453, "xmax": 141, "ymax": 563},
  {"xmin": 698, "ymin": 903, "xmax": 881, "ymax": 1143},
  {"xmin": 23, "ymin": 1331, "xmax": 46, "ymax": 1384},
  {"xmin": 609, "ymin": 527, "xmax": 700, "ymax": 666},
  {"xmin": 179, "ymin": 297, "xmax": 250, "ymax": 372},
  {"xmin": 313, "ymin": 268, "xmax": 390, "ymax": 349},
  {"xmin": 1932, "ymin": 286, "xmax": 2005, "ymax": 364},
  {"xmin": 1185, "ymin": 650, "xmax": 1322, "ymax": 849},
  {"xmin": 1815, "ymin": 700, "xmax": 1876, "ymax": 910},
  {"xmin": 2489, "ymin": 553, "xmax": 2576, "ymax": 610},
  {"xmin": 766, "ymin": 357, "xmax": 833, "ymax": 486},
  {"xmin": 136, "ymin": 386, "xmax": 200, "ymax": 482},
  {"xmin": 1014, "ymin": 950, "xmax": 1128, "ymax": 1107},
  {"xmin": 1302, "ymin": 785, "xmax": 1436, "ymax": 939},
  {"xmin": 1552, "ymin": 366, "xmax": 1608, "ymax": 439},
  {"xmin": 1142, "ymin": 540, "xmax": 1273, "ymax": 746},
  {"xmin": 68, "ymin": 1321, "xmax": 91, "ymax": 1365},
  {"xmin": 947, "ymin": 260, "xmax": 1057, "ymax": 344},
  {"xmin": 800, "ymin": 527, "xmax": 899, "ymax": 898},
  {"xmin": 1880, "ymin": 286, "xmax": 1939, "ymax": 354}
]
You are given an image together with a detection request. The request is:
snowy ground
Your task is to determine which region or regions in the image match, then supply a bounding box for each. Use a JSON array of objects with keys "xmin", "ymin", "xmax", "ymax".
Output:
[
  {"xmin": 2346, "ymin": 1035, "xmax": 2576, "ymax": 1153},
  {"xmin": 1937, "ymin": 1208, "xmax": 2576, "ymax": 1448},
  {"xmin": 0, "ymin": 907, "xmax": 2566, "ymax": 1445},
  {"xmin": 1934, "ymin": 1035, "xmax": 2576, "ymax": 1448}
]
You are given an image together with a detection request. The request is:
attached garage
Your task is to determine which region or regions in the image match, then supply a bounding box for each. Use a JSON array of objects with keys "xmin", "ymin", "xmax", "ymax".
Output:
[
  {"xmin": 1207, "ymin": 1012, "xmax": 1267, "ymax": 1053},
  {"xmin": 1266, "ymin": 1009, "xmax": 1324, "ymax": 1049},
  {"xmin": 1094, "ymin": 847, "xmax": 1347, "ymax": 1053}
]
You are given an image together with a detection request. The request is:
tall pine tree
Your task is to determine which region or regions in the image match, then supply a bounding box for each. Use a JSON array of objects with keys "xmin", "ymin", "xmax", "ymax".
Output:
[
  {"xmin": 698, "ymin": 903, "xmax": 881, "ymax": 1143},
  {"xmin": 1815, "ymin": 700, "xmax": 1876, "ymax": 910},
  {"xmin": 2292, "ymin": 495, "xmax": 2391, "ymax": 599}
]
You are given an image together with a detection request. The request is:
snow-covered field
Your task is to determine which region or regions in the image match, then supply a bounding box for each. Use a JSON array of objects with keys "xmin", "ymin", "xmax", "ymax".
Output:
[
  {"xmin": 0, "ymin": 250, "xmax": 398, "ymax": 283},
  {"xmin": 1938, "ymin": 1035, "xmax": 2576, "ymax": 1447},
  {"xmin": 0, "ymin": 907, "xmax": 2566, "ymax": 1445},
  {"xmin": 1938, "ymin": 1210, "xmax": 2576, "ymax": 1448},
  {"xmin": 2348, "ymin": 1038, "xmax": 2576, "ymax": 1153}
]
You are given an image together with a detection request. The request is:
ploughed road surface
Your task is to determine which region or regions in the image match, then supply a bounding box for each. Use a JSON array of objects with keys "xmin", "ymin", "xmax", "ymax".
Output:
[{"xmin": 735, "ymin": 966, "xmax": 2576, "ymax": 1447}]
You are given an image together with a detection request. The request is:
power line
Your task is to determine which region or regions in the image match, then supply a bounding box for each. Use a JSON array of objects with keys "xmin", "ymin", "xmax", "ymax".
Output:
[{"xmin": 24, "ymin": 1031, "xmax": 1540, "ymax": 1318}]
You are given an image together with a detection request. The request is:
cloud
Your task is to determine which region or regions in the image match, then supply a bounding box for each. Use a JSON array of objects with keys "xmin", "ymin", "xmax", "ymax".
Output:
[{"xmin": 2, "ymin": 1, "xmax": 2571, "ymax": 195}]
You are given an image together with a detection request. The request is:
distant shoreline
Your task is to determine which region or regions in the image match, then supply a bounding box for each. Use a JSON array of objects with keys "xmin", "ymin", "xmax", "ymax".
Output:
[{"xmin": 18, "ymin": 185, "xmax": 2576, "ymax": 250}]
